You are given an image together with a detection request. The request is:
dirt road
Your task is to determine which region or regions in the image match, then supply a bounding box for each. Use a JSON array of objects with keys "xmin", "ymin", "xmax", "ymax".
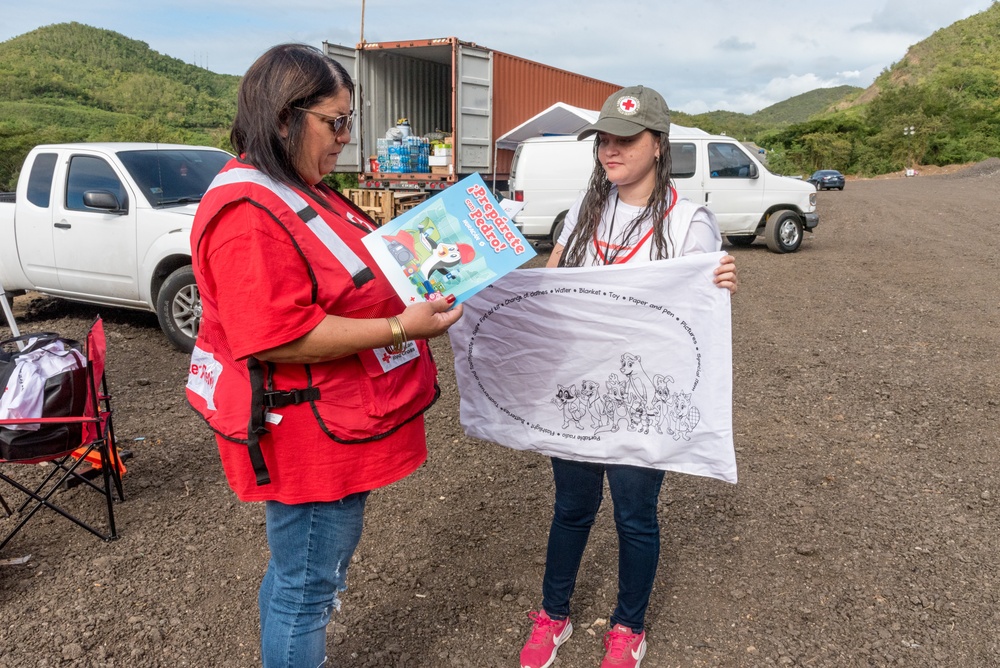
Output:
[{"xmin": 1, "ymin": 162, "xmax": 998, "ymax": 667}]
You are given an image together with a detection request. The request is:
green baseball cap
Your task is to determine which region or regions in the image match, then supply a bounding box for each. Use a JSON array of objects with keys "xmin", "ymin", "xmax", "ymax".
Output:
[{"xmin": 577, "ymin": 85, "xmax": 671, "ymax": 140}]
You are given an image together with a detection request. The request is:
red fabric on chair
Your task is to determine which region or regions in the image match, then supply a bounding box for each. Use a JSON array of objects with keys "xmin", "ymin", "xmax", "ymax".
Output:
[{"xmin": 0, "ymin": 317, "xmax": 124, "ymax": 550}]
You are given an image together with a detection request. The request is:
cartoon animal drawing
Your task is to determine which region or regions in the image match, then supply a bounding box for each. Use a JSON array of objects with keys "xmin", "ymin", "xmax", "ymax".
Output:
[
  {"xmin": 595, "ymin": 374, "xmax": 630, "ymax": 433},
  {"xmin": 578, "ymin": 379, "xmax": 604, "ymax": 428},
  {"xmin": 627, "ymin": 399, "xmax": 654, "ymax": 434},
  {"xmin": 651, "ymin": 373, "xmax": 675, "ymax": 434},
  {"xmin": 417, "ymin": 222, "xmax": 475, "ymax": 281},
  {"xmin": 619, "ymin": 353, "xmax": 655, "ymax": 407},
  {"xmin": 552, "ymin": 384, "xmax": 587, "ymax": 430},
  {"xmin": 383, "ymin": 220, "xmax": 474, "ymax": 284},
  {"xmin": 666, "ymin": 391, "xmax": 701, "ymax": 441}
]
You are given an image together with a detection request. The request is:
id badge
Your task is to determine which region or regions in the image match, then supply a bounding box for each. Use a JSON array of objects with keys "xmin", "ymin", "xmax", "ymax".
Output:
[{"xmin": 358, "ymin": 342, "xmax": 421, "ymax": 376}]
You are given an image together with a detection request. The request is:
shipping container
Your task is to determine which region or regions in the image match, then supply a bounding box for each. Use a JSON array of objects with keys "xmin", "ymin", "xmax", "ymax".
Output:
[{"xmin": 322, "ymin": 37, "xmax": 618, "ymax": 192}]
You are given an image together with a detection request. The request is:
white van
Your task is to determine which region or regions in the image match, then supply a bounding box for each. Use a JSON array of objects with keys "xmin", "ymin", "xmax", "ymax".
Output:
[{"xmin": 508, "ymin": 126, "xmax": 818, "ymax": 253}]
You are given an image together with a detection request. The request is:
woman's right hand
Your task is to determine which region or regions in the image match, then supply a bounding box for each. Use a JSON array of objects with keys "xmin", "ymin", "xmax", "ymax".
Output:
[{"xmin": 397, "ymin": 294, "xmax": 464, "ymax": 341}]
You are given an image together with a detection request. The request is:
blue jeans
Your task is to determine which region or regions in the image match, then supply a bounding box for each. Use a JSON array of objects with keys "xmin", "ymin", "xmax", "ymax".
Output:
[
  {"xmin": 259, "ymin": 493, "xmax": 369, "ymax": 668},
  {"xmin": 541, "ymin": 458, "xmax": 665, "ymax": 632}
]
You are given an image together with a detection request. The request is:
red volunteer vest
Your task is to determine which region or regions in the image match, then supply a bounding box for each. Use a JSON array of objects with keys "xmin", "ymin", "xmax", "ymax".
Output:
[{"xmin": 186, "ymin": 160, "xmax": 439, "ymax": 485}]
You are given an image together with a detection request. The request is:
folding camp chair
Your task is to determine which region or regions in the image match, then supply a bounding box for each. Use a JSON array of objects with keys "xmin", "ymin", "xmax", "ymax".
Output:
[{"xmin": 0, "ymin": 317, "xmax": 124, "ymax": 550}]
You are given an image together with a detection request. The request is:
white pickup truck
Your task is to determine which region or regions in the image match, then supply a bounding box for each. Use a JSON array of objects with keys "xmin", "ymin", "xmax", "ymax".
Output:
[{"xmin": 0, "ymin": 143, "xmax": 232, "ymax": 352}]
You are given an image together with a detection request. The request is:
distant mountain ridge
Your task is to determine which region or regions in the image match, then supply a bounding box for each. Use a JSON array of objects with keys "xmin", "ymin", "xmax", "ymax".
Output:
[
  {"xmin": 751, "ymin": 86, "xmax": 863, "ymax": 124},
  {"xmin": 0, "ymin": 22, "xmax": 238, "ymax": 188},
  {"xmin": 2, "ymin": 11, "xmax": 998, "ymax": 184}
]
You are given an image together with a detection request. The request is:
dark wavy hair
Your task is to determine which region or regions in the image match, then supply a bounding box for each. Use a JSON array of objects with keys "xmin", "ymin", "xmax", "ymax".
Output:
[
  {"xmin": 231, "ymin": 43, "xmax": 354, "ymax": 195},
  {"xmin": 559, "ymin": 131, "xmax": 676, "ymax": 267}
]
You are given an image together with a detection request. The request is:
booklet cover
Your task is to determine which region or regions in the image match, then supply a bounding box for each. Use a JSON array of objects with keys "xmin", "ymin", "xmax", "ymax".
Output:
[{"xmin": 362, "ymin": 173, "xmax": 537, "ymax": 306}]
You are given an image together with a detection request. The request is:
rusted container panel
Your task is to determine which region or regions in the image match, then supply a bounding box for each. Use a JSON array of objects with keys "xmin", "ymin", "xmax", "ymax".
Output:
[
  {"xmin": 325, "ymin": 37, "xmax": 617, "ymax": 185},
  {"xmin": 492, "ymin": 52, "xmax": 619, "ymax": 174},
  {"xmin": 493, "ymin": 52, "xmax": 621, "ymax": 129}
]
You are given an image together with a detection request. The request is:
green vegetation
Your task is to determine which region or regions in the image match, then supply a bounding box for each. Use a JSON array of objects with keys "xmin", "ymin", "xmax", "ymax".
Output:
[
  {"xmin": 3, "ymin": 9, "xmax": 1000, "ymax": 187},
  {"xmin": 0, "ymin": 22, "xmax": 238, "ymax": 189},
  {"xmin": 756, "ymin": 3, "xmax": 1000, "ymax": 175}
]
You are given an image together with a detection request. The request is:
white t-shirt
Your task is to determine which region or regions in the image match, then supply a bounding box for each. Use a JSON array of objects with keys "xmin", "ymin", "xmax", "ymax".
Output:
[{"xmin": 557, "ymin": 186, "xmax": 721, "ymax": 266}]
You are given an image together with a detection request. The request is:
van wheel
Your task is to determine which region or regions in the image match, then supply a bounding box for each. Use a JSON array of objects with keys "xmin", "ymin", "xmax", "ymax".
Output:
[
  {"xmin": 727, "ymin": 234, "xmax": 756, "ymax": 247},
  {"xmin": 764, "ymin": 210, "xmax": 803, "ymax": 253},
  {"xmin": 551, "ymin": 213, "xmax": 567, "ymax": 246},
  {"xmin": 156, "ymin": 266, "xmax": 200, "ymax": 353}
]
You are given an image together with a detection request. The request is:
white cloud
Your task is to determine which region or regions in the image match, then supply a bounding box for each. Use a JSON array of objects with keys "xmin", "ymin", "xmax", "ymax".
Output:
[
  {"xmin": 716, "ymin": 37, "xmax": 756, "ymax": 52},
  {"xmin": 0, "ymin": 0, "xmax": 995, "ymax": 114}
]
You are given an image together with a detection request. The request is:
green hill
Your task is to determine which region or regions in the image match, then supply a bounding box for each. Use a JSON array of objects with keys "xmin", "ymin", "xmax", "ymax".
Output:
[
  {"xmin": 670, "ymin": 86, "xmax": 863, "ymax": 142},
  {"xmin": 752, "ymin": 85, "xmax": 863, "ymax": 125},
  {"xmin": 3, "ymin": 12, "xmax": 999, "ymax": 185},
  {"xmin": 0, "ymin": 22, "xmax": 239, "ymax": 188},
  {"xmin": 760, "ymin": 3, "xmax": 1000, "ymax": 176}
]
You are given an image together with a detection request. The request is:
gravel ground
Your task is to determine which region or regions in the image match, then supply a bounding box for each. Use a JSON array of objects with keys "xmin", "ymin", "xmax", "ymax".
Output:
[{"xmin": 1, "ymin": 163, "xmax": 998, "ymax": 667}]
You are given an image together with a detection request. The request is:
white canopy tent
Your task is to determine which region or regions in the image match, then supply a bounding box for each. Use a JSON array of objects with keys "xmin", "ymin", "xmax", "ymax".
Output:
[{"xmin": 495, "ymin": 102, "xmax": 600, "ymax": 151}]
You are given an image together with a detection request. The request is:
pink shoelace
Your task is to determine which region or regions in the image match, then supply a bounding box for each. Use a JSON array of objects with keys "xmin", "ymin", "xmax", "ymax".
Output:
[
  {"xmin": 526, "ymin": 611, "xmax": 564, "ymax": 645},
  {"xmin": 603, "ymin": 626, "xmax": 636, "ymax": 659}
]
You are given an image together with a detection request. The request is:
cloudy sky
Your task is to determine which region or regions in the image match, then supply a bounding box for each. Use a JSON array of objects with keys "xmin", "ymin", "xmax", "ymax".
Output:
[{"xmin": 1, "ymin": 0, "xmax": 994, "ymax": 114}]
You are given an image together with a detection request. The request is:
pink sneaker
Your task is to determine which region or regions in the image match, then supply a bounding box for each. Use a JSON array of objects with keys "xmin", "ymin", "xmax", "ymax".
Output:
[
  {"xmin": 519, "ymin": 609, "xmax": 573, "ymax": 668},
  {"xmin": 600, "ymin": 624, "xmax": 647, "ymax": 667}
]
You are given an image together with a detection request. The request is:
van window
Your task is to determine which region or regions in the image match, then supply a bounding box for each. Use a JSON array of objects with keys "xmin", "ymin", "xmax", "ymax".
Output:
[
  {"xmin": 26, "ymin": 153, "xmax": 58, "ymax": 208},
  {"xmin": 708, "ymin": 142, "xmax": 754, "ymax": 178},
  {"xmin": 510, "ymin": 144, "xmax": 523, "ymax": 182},
  {"xmin": 65, "ymin": 155, "xmax": 128, "ymax": 212},
  {"xmin": 670, "ymin": 142, "xmax": 696, "ymax": 179}
]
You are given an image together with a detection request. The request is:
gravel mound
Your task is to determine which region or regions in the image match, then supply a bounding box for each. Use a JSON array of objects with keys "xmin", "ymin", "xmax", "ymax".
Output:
[{"xmin": 939, "ymin": 157, "xmax": 1000, "ymax": 179}]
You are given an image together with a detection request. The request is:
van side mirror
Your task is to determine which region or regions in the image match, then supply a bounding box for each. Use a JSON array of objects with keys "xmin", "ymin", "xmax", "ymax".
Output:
[
  {"xmin": 83, "ymin": 190, "xmax": 126, "ymax": 214},
  {"xmin": 749, "ymin": 164, "xmax": 759, "ymax": 179}
]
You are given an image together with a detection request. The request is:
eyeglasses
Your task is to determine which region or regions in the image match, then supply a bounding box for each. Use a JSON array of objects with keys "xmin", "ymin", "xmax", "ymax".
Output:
[{"xmin": 295, "ymin": 107, "xmax": 355, "ymax": 135}]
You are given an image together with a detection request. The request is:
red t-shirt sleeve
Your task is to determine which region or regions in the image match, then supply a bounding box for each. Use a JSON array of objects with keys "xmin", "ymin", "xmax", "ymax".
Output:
[{"xmin": 201, "ymin": 201, "xmax": 327, "ymax": 360}]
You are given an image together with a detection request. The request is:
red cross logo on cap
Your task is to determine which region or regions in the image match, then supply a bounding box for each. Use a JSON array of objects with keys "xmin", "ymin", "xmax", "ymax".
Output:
[{"xmin": 617, "ymin": 96, "xmax": 639, "ymax": 116}]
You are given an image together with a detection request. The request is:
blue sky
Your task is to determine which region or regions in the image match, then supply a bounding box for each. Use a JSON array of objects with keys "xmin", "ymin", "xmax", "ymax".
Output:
[{"xmin": 1, "ymin": 0, "xmax": 994, "ymax": 114}]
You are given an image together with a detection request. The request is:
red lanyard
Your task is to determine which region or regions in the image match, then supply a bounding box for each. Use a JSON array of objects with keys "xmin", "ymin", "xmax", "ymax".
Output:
[{"xmin": 593, "ymin": 186, "xmax": 677, "ymax": 265}]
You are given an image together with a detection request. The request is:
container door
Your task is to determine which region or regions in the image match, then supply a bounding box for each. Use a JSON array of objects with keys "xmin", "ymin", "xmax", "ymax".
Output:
[
  {"xmin": 323, "ymin": 42, "xmax": 362, "ymax": 172},
  {"xmin": 456, "ymin": 45, "xmax": 492, "ymax": 174}
]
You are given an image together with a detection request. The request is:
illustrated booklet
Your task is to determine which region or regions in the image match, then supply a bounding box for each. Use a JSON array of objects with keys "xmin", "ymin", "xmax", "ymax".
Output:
[{"xmin": 361, "ymin": 173, "xmax": 537, "ymax": 306}]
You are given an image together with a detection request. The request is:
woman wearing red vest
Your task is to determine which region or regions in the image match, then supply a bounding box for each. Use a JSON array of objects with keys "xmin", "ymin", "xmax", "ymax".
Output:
[{"xmin": 186, "ymin": 44, "xmax": 463, "ymax": 667}]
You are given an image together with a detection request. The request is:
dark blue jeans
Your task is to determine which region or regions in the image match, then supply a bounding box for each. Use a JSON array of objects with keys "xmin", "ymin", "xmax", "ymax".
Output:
[{"xmin": 541, "ymin": 457, "xmax": 665, "ymax": 632}]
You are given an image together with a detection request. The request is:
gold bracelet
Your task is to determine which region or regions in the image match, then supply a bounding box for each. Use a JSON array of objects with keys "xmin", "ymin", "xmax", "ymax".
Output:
[{"xmin": 386, "ymin": 316, "xmax": 407, "ymax": 354}]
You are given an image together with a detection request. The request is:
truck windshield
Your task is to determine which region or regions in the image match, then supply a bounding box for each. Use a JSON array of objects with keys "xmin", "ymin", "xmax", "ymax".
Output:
[{"xmin": 117, "ymin": 149, "xmax": 231, "ymax": 208}]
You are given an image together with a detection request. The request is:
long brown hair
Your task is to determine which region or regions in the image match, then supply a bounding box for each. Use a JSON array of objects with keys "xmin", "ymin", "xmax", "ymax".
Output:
[
  {"xmin": 560, "ymin": 132, "xmax": 676, "ymax": 266},
  {"xmin": 231, "ymin": 43, "xmax": 354, "ymax": 197}
]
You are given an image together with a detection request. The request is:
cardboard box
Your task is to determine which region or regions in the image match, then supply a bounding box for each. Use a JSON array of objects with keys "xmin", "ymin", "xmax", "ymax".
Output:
[
  {"xmin": 431, "ymin": 165, "xmax": 452, "ymax": 175},
  {"xmin": 429, "ymin": 155, "xmax": 449, "ymax": 167},
  {"xmin": 433, "ymin": 146, "xmax": 453, "ymax": 157}
]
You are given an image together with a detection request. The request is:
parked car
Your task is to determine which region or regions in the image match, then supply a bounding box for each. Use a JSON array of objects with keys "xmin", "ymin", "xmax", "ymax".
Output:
[{"xmin": 808, "ymin": 169, "xmax": 845, "ymax": 191}]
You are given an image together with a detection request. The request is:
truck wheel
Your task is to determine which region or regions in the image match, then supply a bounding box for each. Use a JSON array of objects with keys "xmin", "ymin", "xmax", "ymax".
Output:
[
  {"xmin": 156, "ymin": 266, "xmax": 200, "ymax": 353},
  {"xmin": 726, "ymin": 234, "xmax": 756, "ymax": 247},
  {"xmin": 551, "ymin": 213, "xmax": 566, "ymax": 247},
  {"xmin": 764, "ymin": 210, "xmax": 803, "ymax": 253}
]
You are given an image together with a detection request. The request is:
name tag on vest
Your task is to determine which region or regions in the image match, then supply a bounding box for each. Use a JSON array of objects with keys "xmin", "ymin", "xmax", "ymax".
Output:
[{"xmin": 360, "ymin": 343, "xmax": 421, "ymax": 375}]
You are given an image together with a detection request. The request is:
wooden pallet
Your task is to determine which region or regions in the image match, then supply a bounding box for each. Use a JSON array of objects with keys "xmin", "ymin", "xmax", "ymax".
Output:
[{"xmin": 344, "ymin": 189, "xmax": 430, "ymax": 226}]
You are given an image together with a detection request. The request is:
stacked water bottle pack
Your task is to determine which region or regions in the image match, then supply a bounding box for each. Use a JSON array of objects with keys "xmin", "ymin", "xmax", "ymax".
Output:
[{"xmin": 375, "ymin": 118, "xmax": 432, "ymax": 174}]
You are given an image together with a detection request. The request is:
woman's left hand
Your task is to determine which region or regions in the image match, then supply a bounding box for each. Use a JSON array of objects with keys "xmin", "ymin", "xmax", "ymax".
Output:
[{"xmin": 713, "ymin": 254, "xmax": 738, "ymax": 294}]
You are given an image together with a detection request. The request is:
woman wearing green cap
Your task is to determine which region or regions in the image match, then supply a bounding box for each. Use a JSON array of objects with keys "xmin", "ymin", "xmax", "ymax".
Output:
[{"xmin": 518, "ymin": 85, "xmax": 738, "ymax": 668}]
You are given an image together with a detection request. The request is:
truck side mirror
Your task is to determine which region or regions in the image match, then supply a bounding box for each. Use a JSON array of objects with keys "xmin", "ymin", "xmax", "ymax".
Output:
[{"xmin": 83, "ymin": 190, "xmax": 126, "ymax": 214}]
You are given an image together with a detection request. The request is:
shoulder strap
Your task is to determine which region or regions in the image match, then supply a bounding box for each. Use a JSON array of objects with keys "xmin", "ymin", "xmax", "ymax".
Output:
[{"xmin": 207, "ymin": 167, "xmax": 375, "ymax": 289}]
